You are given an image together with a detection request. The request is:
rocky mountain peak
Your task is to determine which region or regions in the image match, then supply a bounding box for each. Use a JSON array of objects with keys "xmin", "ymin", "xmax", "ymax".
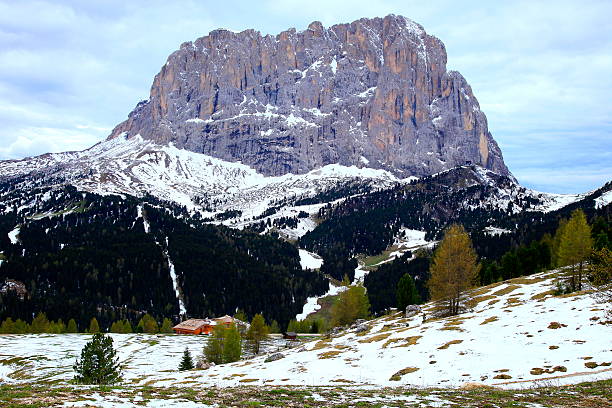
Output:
[{"xmin": 109, "ymin": 14, "xmax": 511, "ymax": 178}]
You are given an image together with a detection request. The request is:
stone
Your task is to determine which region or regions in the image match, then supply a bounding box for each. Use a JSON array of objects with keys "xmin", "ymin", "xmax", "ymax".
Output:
[
  {"xmin": 265, "ymin": 353, "xmax": 285, "ymax": 363},
  {"xmin": 405, "ymin": 304, "xmax": 421, "ymax": 318},
  {"xmin": 108, "ymin": 14, "xmax": 511, "ymax": 180}
]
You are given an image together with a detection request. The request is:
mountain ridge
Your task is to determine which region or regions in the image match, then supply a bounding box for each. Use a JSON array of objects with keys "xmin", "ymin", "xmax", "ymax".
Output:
[{"xmin": 107, "ymin": 14, "xmax": 511, "ymax": 178}]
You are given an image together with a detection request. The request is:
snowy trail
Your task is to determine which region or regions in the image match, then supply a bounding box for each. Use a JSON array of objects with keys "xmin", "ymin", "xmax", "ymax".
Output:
[{"xmin": 136, "ymin": 205, "xmax": 186, "ymax": 317}]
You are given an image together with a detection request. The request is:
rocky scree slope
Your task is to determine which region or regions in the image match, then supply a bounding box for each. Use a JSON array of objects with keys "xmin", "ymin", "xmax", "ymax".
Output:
[{"xmin": 108, "ymin": 14, "xmax": 510, "ymax": 178}]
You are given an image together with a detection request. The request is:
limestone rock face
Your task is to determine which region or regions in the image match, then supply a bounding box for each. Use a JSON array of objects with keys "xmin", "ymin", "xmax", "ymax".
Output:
[{"xmin": 109, "ymin": 15, "xmax": 511, "ymax": 178}]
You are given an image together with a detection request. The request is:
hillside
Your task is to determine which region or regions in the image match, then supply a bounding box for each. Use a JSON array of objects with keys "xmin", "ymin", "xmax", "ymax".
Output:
[{"xmin": 1, "ymin": 268, "xmax": 609, "ymax": 390}]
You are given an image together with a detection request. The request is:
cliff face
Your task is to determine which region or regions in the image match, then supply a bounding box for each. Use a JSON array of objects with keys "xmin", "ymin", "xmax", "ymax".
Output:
[{"xmin": 109, "ymin": 15, "xmax": 511, "ymax": 178}]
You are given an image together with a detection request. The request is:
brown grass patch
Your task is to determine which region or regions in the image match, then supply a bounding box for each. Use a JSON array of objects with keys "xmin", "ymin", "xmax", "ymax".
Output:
[
  {"xmin": 330, "ymin": 378, "xmax": 355, "ymax": 383},
  {"xmin": 318, "ymin": 351, "xmax": 342, "ymax": 359},
  {"xmin": 438, "ymin": 339, "xmax": 463, "ymax": 350},
  {"xmin": 311, "ymin": 338, "xmax": 332, "ymax": 350},
  {"xmin": 358, "ymin": 332, "xmax": 391, "ymax": 343},
  {"xmin": 480, "ymin": 316, "xmax": 498, "ymax": 325},
  {"xmin": 547, "ymin": 322, "xmax": 567, "ymax": 329},
  {"xmin": 508, "ymin": 276, "xmax": 548, "ymax": 285},
  {"xmin": 493, "ymin": 374, "xmax": 512, "ymax": 379},
  {"xmin": 461, "ymin": 382, "xmax": 494, "ymax": 390},
  {"xmin": 506, "ymin": 297, "xmax": 522, "ymax": 305},
  {"xmin": 488, "ymin": 299, "xmax": 500, "ymax": 306},
  {"xmin": 440, "ymin": 326, "xmax": 465, "ymax": 332},
  {"xmin": 531, "ymin": 290, "xmax": 555, "ymax": 301},
  {"xmin": 469, "ymin": 295, "xmax": 497, "ymax": 307},
  {"xmin": 492, "ymin": 285, "xmax": 520, "ymax": 296},
  {"xmin": 238, "ymin": 378, "xmax": 258, "ymax": 383},
  {"xmin": 389, "ymin": 367, "xmax": 419, "ymax": 381},
  {"xmin": 392, "ymin": 335, "xmax": 422, "ymax": 348},
  {"xmin": 382, "ymin": 338, "xmax": 403, "ymax": 348}
]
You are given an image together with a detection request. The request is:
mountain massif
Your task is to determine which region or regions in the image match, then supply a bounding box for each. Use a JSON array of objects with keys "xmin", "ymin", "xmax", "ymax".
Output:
[
  {"xmin": 108, "ymin": 14, "xmax": 509, "ymax": 178},
  {"xmin": 0, "ymin": 15, "xmax": 610, "ymax": 331}
]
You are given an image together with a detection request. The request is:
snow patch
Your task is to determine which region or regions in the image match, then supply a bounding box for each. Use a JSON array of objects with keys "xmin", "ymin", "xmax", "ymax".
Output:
[
  {"xmin": 595, "ymin": 190, "xmax": 612, "ymax": 209},
  {"xmin": 298, "ymin": 249, "xmax": 323, "ymax": 270},
  {"xmin": 8, "ymin": 227, "xmax": 20, "ymax": 244}
]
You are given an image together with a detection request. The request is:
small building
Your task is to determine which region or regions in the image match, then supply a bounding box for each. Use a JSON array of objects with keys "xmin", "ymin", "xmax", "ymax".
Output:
[
  {"xmin": 283, "ymin": 331, "xmax": 297, "ymax": 340},
  {"xmin": 214, "ymin": 315, "xmax": 235, "ymax": 327},
  {"xmin": 172, "ymin": 318, "xmax": 215, "ymax": 335}
]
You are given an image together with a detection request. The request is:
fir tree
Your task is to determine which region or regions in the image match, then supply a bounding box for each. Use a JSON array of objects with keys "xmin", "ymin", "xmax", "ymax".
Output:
[
  {"xmin": 396, "ymin": 273, "xmax": 421, "ymax": 311},
  {"xmin": 246, "ymin": 314, "xmax": 269, "ymax": 354},
  {"xmin": 73, "ymin": 333, "xmax": 122, "ymax": 384},
  {"xmin": 428, "ymin": 224, "xmax": 480, "ymax": 316},
  {"xmin": 178, "ymin": 347, "xmax": 194, "ymax": 371}
]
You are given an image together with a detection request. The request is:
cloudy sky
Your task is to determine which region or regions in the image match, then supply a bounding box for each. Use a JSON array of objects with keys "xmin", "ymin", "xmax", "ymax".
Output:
[{"xmin": 0, "ymin": 0, "xmax": 610, "ymax": 193}]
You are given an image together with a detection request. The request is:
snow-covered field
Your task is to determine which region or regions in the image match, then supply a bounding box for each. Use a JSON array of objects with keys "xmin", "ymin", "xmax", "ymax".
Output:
[{"xmin": 1, "ymin": 269, "xmax": 610, "ymax": 390}]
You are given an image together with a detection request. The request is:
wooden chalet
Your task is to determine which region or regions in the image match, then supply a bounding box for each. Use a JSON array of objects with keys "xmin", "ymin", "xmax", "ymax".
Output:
[
  {"xmin": 172, "ymin": 318, "xmax": 215, "ymax": 335},
  {"xmin": 172, "ymin": 315, "xmax": 236, "ymax": 335},
  {"xmin": 214, "ymin": 315, "xmax": 235, "ymax": 326}
]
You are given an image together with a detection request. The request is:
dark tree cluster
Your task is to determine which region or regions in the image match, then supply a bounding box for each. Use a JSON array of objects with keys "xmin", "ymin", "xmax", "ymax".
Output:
[{"xmin": 0, "ymin": 186, "xmax": 328, "ymax": 330}]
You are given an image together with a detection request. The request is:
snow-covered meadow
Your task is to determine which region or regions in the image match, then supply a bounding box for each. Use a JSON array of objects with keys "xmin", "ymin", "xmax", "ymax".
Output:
[{"xmin": 1, "ymin": 269, "xmax": 610, "ymax": 391}]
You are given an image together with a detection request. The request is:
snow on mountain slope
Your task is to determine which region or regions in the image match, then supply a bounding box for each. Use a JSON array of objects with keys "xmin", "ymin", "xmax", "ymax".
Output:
[
  {"xmin": 0, "ymin": 134, "xmax": 400, "ymax": 225},
  {"xmin": 2, "ymin": 269, "xmax": 609, "ymax": 389},
  {"xmin": 0, "ymin": 134, "xmax": 596, "ymax": 237}
]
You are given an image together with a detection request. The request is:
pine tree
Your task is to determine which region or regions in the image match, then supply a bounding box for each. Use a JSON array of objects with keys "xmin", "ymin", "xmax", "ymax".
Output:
[
  {"xmin": 88, "ymin": 317, "xmax": 100, "ymax": 334},
  {"xmin": 558, "ymin": 209, "xmax": 593, "ymax": 291},
  {"xmin": 73, "ymin": 333, "xmax": 122, "ymax": 384},
  {"xmin": 396, "ymin": 273, "xmax": 421, "ymax": 311},
  {"xmin": 160, "ymin": 318, "xmax": 173, "ymax": 333},
  {"xmin": 427, "ymin": 224, "xmax": 480, "ymax": 316},
  {"xmin": 178, "ymin": 347, "xmax": 194, "ymax": 371},
  {"xmin": 223, "ymin": 323, "xmax": 242, "ymax": 362},
  {"xmin": 246, "ymin": 314, "xmax": 269, "ymax": 354},
  {"xmin": 66, "ymin": 319, "xmax": 78, "ymax": 333}
]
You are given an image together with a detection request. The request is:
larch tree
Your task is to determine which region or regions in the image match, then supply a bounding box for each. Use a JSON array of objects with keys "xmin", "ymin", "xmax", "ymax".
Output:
[
  {"xmin": 203, "ymin": 324, "xmax": 225, "ymax": 364},
  {"xmin": 558, "ymin": 209, "xmax": 593, "ymax": 291},
  {"xmin": 88, "ymin": 317, "xmax": 100, "ymax": 334},
  {"xmin": 427, "ymin": 224, "xmax": 480, "ymax": 316},
  {"xmin": 588, "ymin": 247, "xmax": 611, "ymax": 318},
  {"xmin": 223, "ymin": 323, "xmax": 242, "ymax": 362},
  {"xmin": 331, "ymin": 284, "xmax": 370, "ymax": 327},
  {"xmin": 246, "ymin": 313, "xmax": 269, "ymax": 354}
]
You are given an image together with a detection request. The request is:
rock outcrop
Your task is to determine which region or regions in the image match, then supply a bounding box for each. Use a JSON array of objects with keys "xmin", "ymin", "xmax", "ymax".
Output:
[{"xmin": 109, "ymin": 14, "xmax": 511, "ymax": 178}]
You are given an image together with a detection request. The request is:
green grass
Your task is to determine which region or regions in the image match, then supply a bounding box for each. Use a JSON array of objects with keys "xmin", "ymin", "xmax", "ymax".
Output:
[{"xmin": 0, "ymin": 379, "xmax": 610, "ymax": 407}]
